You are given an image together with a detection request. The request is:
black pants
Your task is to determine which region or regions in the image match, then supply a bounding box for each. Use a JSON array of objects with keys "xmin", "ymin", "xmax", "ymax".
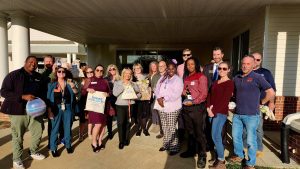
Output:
[
  {"xmin": 107, "ymin": 115, "xmax": 113, "ymax": 134},
  {"xmin": 136, "ymin": 100, "xmax": 150, "ymax": 131},
  {"xmin": 182, "ymin": 103, "xmax": 207, "ymax": 157},
  {"xmin": 116, "ymin": 105, "xmax": 132, "ymax": 143}
]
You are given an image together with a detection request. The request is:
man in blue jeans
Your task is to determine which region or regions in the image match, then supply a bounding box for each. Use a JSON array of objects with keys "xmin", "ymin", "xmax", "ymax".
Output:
[{"xmin": 230, "ymin": 55, "xmax": 275, "ymax": 169}]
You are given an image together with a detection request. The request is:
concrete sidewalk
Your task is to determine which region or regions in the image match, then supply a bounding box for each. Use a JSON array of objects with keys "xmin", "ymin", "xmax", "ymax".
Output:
[{"xmin": 0, "ymin": 121, "xmax": 299, "ymax": 169}]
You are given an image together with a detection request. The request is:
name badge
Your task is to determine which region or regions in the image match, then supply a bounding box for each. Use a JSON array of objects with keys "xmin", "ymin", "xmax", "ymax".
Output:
[
  {"xmin": 91, "ymin": 82, "xmax": 97, "ymax": 85},
  {"xmin": 209, "ymin": 70, "xmax": 213, "ymax": 73},
  {"xmin": 191, "ymin": 81, "xmax": 195, "ymax": 86}
]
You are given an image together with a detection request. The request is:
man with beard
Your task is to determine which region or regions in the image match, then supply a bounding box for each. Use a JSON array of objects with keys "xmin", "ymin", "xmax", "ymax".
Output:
[{"xmin": 39, "ymin": 55, "xmax": 64, "ymax": 148}]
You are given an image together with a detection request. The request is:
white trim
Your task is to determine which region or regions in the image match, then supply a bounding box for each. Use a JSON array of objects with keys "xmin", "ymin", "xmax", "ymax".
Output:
[{"xmin": 262, "ymin": 5, "xmax": 270, "ymax": 67}]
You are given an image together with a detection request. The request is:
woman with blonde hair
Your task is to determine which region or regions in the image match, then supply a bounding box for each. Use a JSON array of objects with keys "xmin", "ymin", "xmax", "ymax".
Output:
[
  {"xmin": 104, "ymin": 64, "xmax": 121, "ymax": 139},
  {"xmin": 113, "ymin": 68, "xmax": 140, "ymax": 149},
  {"xmin": 132, "ymin": 63, "xmax": 151, "ymax": 137}
]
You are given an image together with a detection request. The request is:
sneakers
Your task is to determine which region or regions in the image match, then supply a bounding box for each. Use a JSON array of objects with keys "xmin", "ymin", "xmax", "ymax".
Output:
[
  {"xmin": 209, "ymin": 160, "xmax": 226, "ymax": 169},
  {"xmin": 228, "ymin": 156, "xmax": 243, "ymax": 164},
  {"xmin": 13, "ymin": 161, "xmax": 24, "ymax": 169},
  {"xmin": 30, "ymin": 152, "xmax": 45, "ymax": 160},
  {"xmin": 60, "ymin": 138, "xmax": 65, "ymax": 145},
  {"xmin": 143, "ymin": 130, "xmax": 150, "ymax": 136},
  {"xmin": 256, "ymin": 151, "xmax": 264, "ymax": 158}
]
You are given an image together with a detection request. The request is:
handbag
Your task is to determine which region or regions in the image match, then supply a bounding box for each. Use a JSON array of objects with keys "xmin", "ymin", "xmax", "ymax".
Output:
[{"xmin": 153, "ymin": 99, "xmax": 164, "ymax": 111}]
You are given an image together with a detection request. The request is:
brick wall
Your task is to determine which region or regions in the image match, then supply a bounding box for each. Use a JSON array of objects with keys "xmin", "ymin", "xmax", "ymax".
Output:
[
  {"xmin": 289, "ymin": 130, "xmax": 300, "ymax": 163},
  {"xmin": 264, "ymin": 96, "xmax": 300, "ymax": 130}
]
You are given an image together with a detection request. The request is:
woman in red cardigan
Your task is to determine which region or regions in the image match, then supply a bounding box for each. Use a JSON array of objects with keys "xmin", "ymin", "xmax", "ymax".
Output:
[{"xmin": 206, "ymin": 61, "xmax": 234, "ymax": 169}]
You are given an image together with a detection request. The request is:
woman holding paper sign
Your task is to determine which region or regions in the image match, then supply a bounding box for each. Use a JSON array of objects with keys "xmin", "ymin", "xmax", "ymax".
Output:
[
  {"xmin": 113, "ymin": 68, "xmax": 140, "ymax": 149},
  {"xmin": 155, "ymin": 61, "xmax": 183, "ymax": 156},
  {"xmin": 84, "ymin": 64, "xmax": 110, "ymax": 153}
]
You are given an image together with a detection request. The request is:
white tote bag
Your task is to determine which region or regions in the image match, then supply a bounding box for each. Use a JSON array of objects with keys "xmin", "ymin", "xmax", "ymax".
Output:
[
  {"xmin": 85, "ymin": 91, "xmax": 107, "ymax": 113},
  {"xmin": 121, "ymin": 85, "xmax": 138, "ymax": 100}
]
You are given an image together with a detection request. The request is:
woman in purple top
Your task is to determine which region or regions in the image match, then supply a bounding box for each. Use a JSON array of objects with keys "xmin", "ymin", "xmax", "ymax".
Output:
[
  {"xmin": 155, "ymin": 61, "xmax": 183, "ymax": 155},
  {"xmin": 206, "ymin": 61, "xmax": 234, "ymax": 169},
  {"xmin": 82, "ymin": 64, "xmax": 110, "ymax": 153}
]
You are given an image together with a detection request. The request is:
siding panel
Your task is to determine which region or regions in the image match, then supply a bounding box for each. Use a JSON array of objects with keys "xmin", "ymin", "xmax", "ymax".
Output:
[{"xmin": 264, "ymin": 5, "xmax": 300, "ymax": 96}]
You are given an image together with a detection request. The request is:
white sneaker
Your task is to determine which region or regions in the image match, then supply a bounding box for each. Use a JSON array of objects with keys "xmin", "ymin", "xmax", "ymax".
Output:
[
  {"xmin": 30, "ymin": 152, "xmax": 45, "ymax": 160},
  {"xmin": 13, "ymin": 161, "xmax": 25, "ymax": 169}
]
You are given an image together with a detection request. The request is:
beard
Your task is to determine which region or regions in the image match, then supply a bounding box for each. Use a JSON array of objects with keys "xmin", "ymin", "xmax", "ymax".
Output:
[{"xmin": 45, "ymin": 64, "xmax": 52, "ymax": 70}]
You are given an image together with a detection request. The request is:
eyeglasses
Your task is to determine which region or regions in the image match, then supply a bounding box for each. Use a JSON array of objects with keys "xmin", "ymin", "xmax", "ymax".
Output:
[
  {"xmin": 109, "ymin": 68, "xmax": 116, "ymax": 71},
  {"xmin": 183, "ymin": 54, "xmax": 191, "ymax": 57},
  {"xmin": 96, "ymin": 69, "xmax": 103, "ymax": 72},
  {"xmin": 86, "ymin": 71, "xmax": 93, "ymax": 74},
  {"xmin": 218, "ymin": 67, "xmax": 228, "ymax": 71},
  {"xmin": 255, "ymin": 59, "xmax": 261, "ymax": 61},
  {"xmin": 57, "ymin": 70, "xmax": 65, "ymax": 74}
]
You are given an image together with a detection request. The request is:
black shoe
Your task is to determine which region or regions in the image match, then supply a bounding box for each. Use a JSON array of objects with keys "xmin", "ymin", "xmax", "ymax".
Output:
[
  {"xmin": 180, "ymin": 151, "xmax": 195, "ymax": 158},
  {"xmin": 66, "ymin": 147, "xmax": 73, "ymax": 154},
  {"xmin": 99, "ymin": 144, "xmax": 105, "ymax": 150},
  {"xmin": 124, "ymin": 140, "xmax": 130, "ymax": 146},
  {"xmin": 197, "ymin": 157, "xmax": 206, "ymax": 169},
  {"xmin": 119, "ymin": 143, "xmax": 124, "ymax": 149},
  {"xmin": 156, "ymin": 134, "xmax": 163, "ymax": 139},
  {"xmin": 108, "ymin": 133, "xmax": 113, "ymax": 140},
  {"xmin": 159, "ymin": 147, "xmax": 166, "ymax": 152},
  {"xmin": 91, "ymin": 144, "xmax": 100, "ymax": 153},
  {"xmin": 169, "ymin": 151, "xmax": 179, "ymax": 156},
  {"xmin": 51, "ymin": 150, "xmax": 59, "ymax": 157},
  {"xmin": 136, "ymin": 130, "xmax": 141, "ymax": 137},
  {"xmin": 143, "ymin": 130, "xmax": 150, "ymax": 136}
]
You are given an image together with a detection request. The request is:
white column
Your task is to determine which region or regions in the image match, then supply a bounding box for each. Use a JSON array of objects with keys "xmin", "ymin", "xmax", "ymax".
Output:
[
  {"xmin": 0, "ymin": 13, "xmax": 8, "ymax": 86},
  {"xmin": 10, "ymin": 11, "xmax": 30, "ymax": 70},
  {"xmin": 67, "ymin": 53, "xmax": 72, "ymax": 63},
  {"xmin": 72, "ymin": 53, "xmax": 77, "ymax": 63}
]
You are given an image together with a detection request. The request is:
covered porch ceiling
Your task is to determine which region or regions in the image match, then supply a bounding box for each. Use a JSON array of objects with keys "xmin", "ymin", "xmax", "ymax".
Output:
[{"xmin": 1, "ymin": 0, "xmax": 300, "ymax": 44}]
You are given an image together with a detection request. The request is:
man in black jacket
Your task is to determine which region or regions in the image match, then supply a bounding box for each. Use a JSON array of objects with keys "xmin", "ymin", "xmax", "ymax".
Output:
[{"xmin": 1, "ymin": 56, "xmax": 45, "ymax": 169}]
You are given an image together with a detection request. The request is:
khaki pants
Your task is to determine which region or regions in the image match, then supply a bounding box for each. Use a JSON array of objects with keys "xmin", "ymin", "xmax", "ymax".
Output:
[{"xmin": 9, "ymin": 115, "xmax": 44, "ymax": 161}]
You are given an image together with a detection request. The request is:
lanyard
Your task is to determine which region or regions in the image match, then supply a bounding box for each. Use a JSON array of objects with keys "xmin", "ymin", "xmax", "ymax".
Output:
[{"xmin": 58, "ymin": 81, "xmax": 66, "ymax": 103}]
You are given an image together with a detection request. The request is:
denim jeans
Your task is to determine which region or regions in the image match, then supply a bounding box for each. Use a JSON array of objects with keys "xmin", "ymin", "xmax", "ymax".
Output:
[
  {"xmin": 232, "ymin": 114, "xmax": 260, "ymax": 166},
  {"xmin": 242, "ymin": 114, "xmax": 264, "ymax": 151},
  {"xmin": 211, "ymin": 113, "xmax": 227, "ymax": 161}
]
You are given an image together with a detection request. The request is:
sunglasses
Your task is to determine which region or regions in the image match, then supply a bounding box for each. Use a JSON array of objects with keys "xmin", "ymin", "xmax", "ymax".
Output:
[
  {"xmin": 218, "ymin": 67, "xmax": 228, "ymax": 71},
  {"xmin": 96, "ymin": 69, "xmax": 103, "ymax": 72},
  {"xmin": 183, "ymin": 54, "xmax": 191, "ymax": 57},
  {"xmin": 57, "ymin": 70, "xmax": 65, "ymax": 74},
  {"xmin": 86, "ymin": 71, "xmax": 93, "ymax": 74},
  {"xmin": 109, "ymin": 68, "xmax": 116, "ymax": 71},
  {"xmin": 255, "ymin": 59, "xmax": 261, "ymax": 61}
]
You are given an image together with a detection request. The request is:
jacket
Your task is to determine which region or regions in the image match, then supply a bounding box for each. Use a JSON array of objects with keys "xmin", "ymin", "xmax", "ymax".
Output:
[{"xmin": 0, "ymin": 68, "xmax": 42, "ymax": 115}]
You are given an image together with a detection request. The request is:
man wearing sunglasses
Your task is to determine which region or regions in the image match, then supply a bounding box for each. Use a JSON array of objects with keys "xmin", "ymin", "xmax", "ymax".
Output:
[
  {"xmin": 177, "ymin": 48, "xmax": 192, "ymax": 78},
  {"xmin": 250, "ymin": 52, "xmax": 276, "ymax": 157}
]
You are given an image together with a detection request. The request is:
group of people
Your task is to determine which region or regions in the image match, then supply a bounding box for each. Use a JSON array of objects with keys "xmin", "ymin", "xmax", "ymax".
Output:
[{"xmin": 0, "ymin": 47, "xmax": 276, "ymax": 169}]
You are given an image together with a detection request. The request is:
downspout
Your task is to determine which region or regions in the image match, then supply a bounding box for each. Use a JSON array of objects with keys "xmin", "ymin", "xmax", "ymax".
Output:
[{"xmin": 281, "ymin": 112, "xmax": 300, "ymax": 163}]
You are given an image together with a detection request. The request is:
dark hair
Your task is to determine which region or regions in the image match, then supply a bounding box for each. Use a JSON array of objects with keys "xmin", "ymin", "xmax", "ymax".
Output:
[
  {"xmin": 43, "ymin": 55, "xmax": 55, "ymax": 62},
  {"xmin": 213, "ymin": 47, "xmax": 224, "ymax": 54},
  {"xmin": 52, "ymin": 67, "xmax": 67, "ymax": 82},
  {"xmin": 25, "ymin": 56, "xmax": 37, "ymax": 62},
  {"xmin": 94, "ymin": 64, "xmax": 105, "ymax": 74},
  {"xmin": 183, "ymin": 57, "xmax": 201, "ymax": 79},
  {"xmin": 167, "ymin": 60, "xmax": 177, "ymax": 69},
  {"xmin": 80, "ymin": 62, "xmax": 87, "ymax": 68}
]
